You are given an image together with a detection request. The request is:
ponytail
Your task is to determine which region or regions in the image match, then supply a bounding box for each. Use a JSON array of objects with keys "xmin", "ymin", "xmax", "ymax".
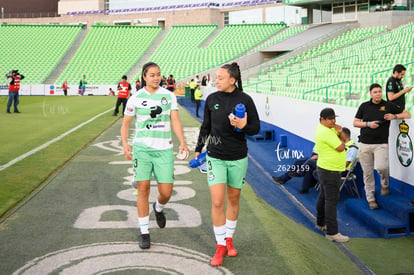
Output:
[{"xmin": 221, "ymin": 62, "xmax": 243, "ymax": 91}]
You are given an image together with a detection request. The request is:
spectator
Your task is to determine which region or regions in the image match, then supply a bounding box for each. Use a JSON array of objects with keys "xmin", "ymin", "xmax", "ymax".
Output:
[
  {"xmin": 62, "ymin": 80, "xmax": 68, "ymax": 96},
  {"xmin": 201, "ymin": 75, "xmax": 208, "ymax": 86},
  {"xmin": 6, "ymin": 69, "xmax": 24, "ymax": 113},
  {"xmin": 160, "ymin": 75, "xmax": 167, "ymax": 88},
  {"xmin": 315, "ymin": 107, "xmax": 349, "ymax": 243},
  {"xmin": 195, "ymin": 74, "xmax": 201, "ymax": 86},
  {"xmin": 272, "ymin": 150, "xmax": 318, "ymax": 194},
  {"xmin": 189, "ymin": 79, "xmax": 196, "ymax": 103},
  {"xmin": 135, "ymin": 79, "xmax": 141, "ymax": 93},
  {"xmin": 166, "ymin": 74, "xmax": 175, "ymax": 92},
  {"xmin": 353, "ymin": 83, "xmax": 411, "ymax": 210},
  {"xmin": 79, "ymin": 75, "xmax": 87, "ymax": 96},
  {"xmin": 121, "ymin": 62, "xmax": 189, "ymax": 249},
  {"xmin": 194, "ymin": 84, "xmax": 203, "ymax": 117},
  {"xmin": 386, "ymin": 64, "xmax": 412, "ymax": 109},
  {"xmin": 112, "ymin": 75, "xmax": 131, "ymax": 117},
  {"xmin": 195, "ymin": 62, "xmax": 260, "ymax": 266}
]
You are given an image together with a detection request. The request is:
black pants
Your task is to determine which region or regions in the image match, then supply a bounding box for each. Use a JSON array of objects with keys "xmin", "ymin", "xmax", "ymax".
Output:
[
  {"xmin": 195, "ymin": 99, "xmax": 201, "ymax": 117},
  {"xmin": 114, "ymin": 98, "xmax": 127, "ymax": 116},
  {"xmin": 190, "ymin": 89, "xmax": 195, "ymax": 102},
  {"xmin": 316, "ymin": 167, "xmax": 341, "ymax": 235}
]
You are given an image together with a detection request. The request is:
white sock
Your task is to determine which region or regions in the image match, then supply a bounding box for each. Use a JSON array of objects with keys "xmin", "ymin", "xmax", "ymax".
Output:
[
  {"xmin": 155, "ymin": 200, "xmax": 165, "ymax": 212},
  {"xmin": 226, "ymin": 219, "xmax": 238, "ymax": 239},
  {"xmin": 213, "ymin": 225, "xmax": 226, "ymax": 246},
  {"xmin": 138, "ymin": 216, "xmax": 149, "ymax": 234}
]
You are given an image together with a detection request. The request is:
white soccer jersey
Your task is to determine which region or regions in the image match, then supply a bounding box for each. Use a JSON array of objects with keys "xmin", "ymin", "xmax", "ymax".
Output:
[{"xmin": 125, "ymin": 87, "xmax": 178, "ymax": 150}]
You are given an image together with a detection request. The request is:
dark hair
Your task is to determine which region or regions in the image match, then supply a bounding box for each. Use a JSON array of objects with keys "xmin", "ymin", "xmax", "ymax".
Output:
[
  {"xmin": 369, "ymin": 83, "xmax": 382, "ymax": 92},
  {"xmin": 393, "ymin": 64, "xmax": 406, "ymax": 74},
  {"xmin": 221, "ymin": 62, "xmax": 243, "ymax": 91},
  {"xmin": 342, "ymin": 127, "xmax": 351, "ymax": 138},
  {"xmin": 141, "ymin": 62, "xmax": 159, "ymax": 87},
  {"xmin": 122, "ymin": 75, "xmax": 127, "ymax": 80}
]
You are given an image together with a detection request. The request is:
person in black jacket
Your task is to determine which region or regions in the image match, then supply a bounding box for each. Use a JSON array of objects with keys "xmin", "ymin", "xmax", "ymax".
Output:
[{"xmin": 194, "ymin": 62, "xmax": 260, "ymax": 266}]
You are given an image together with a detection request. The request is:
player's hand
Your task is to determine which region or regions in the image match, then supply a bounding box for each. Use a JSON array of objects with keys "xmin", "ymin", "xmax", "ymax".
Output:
[
  {"xmin": 123, "ymin": 144, "xmax": 133, "ymax": 160},
  {"xmin": 228, "ymin": 113, "xmax": 247, "ymax": 130},
  {"xmin": 179, "ymin": 143, "xmax": 189, "ymax": 155},
  {"xmin": 193, "ymin": 152, "xmax": 200, "ymax": 160}
]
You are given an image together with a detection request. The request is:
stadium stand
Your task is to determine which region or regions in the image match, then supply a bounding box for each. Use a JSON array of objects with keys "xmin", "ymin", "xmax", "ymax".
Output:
[
  {"xmin": 246, "ymin": 22, "xmax": 414, "ymax": 111},
  {"xmin": 246, "ymin": 25, "xmax": 309, "ymax": 54},
  {"xmin": 244, "ymin": 25, "xmax": 410, "ymax": 105},
  {"xmin": 0, "ymin": 24, "xmax": 82, "ymax": 84},
  {"xmin": 65, "ymin": 0, "xmax": 281, "ymax": 16},
  {"xmin": 55, "ymin": 25, "xmax": 161, "ymax": 85},
  {"xmin": 139, "ymin": 23, "xmax": 286, "ymax": 81}
]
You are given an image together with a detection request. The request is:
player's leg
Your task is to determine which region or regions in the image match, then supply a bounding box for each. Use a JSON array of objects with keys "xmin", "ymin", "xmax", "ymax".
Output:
[
  {"xmin": 225, "ymin": 157, "xmax": 248, "ymax": 257},
  {"xmin": 153, "ymin": 149, "xmax": 174, "ymax": 228}
]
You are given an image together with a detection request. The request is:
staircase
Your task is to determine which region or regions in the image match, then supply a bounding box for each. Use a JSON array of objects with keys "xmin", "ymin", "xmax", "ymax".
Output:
[
  {"xmin": 124, "ymin": 29, "xmax": 169, "ymax": 80},
  {"xmin": 43, "ymin": 28, "xmax": 88, "ymax": 84},
  {"xmin": 345, "ymin": 181, "xmax": 414, "ymax": 238}
]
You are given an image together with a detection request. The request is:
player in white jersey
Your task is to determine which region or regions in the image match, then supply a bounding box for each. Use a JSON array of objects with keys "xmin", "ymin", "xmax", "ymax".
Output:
[{"xmin": 121, "ymin": 62, "xmax": 189, "ymax": 249}]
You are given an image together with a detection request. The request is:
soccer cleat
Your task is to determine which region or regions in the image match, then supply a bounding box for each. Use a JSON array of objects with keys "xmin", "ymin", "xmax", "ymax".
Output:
[
  {"xmin": 211, "ymin": 244, "xmax": 227, "ymax": 266},
  {"xmin": 153, "ymin": 202, "xmax": 166, "ymax": 228},
  {"xmin": 139, "ymin": 233, "xmax": 150, "ymax": 249},
  {"xmin": 226, "ymin": 238, "xmax": 238, "ymax": 257}
]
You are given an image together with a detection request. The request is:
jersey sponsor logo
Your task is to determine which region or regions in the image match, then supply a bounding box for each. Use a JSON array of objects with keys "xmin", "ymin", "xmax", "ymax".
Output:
[
  {"xmin": 141, "ymin": 100, "xmax": 148, "ymax": 106},
  {"xmin": 150, "ymin": 106, "xmax": 163, "ymax": 118},
  {"xmin": 380, "ymin": 106, "xmax": 386, "ymax": 111}
]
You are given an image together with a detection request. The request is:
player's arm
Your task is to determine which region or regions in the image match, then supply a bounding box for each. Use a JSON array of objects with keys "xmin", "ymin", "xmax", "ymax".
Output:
[
  {"xmin": 171, "ymin": 110, "xmax": 189, "ymax": 154},
  {"xmin": 120, "ymin": 116, "xmax": 133, "ymax": 160}
]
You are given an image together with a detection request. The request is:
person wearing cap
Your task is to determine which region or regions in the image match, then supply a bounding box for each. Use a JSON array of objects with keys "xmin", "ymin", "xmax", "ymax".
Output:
[
  {"xmin": 113, "ymin": 75, "xmax": 131, "ymax": 117},
  {"xmin": 353, "ymin": 83, "xmax": 411, "ymax": 210},
  {"xmin": 315, "ymin": 107, "xmax": 349, "ymax": 242}
]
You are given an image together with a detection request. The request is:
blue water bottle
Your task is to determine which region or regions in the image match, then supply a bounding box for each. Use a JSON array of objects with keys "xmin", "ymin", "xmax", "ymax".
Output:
[
  {"xmin": 189, "ymin": 151, "xmax": 207, "ymax": 168},
  {"xmin": 234, "ymin": 103, "xmax": 246, "ymax": 132}
]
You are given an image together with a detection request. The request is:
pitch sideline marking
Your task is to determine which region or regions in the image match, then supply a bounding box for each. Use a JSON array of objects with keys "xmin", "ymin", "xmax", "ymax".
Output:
[{"xmin": 0, "ymin": 108, "xmax": 113, "ymax": 172}]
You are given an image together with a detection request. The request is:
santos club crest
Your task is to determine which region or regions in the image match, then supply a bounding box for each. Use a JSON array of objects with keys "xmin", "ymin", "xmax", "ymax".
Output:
[{"xmin": 396, "ymin": 121, "xmax": 413, "ymax": 167}]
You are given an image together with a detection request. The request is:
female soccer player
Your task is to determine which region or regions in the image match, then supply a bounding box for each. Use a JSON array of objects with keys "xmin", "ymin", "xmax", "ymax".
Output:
[
  {"xmin": 121, "ymin": 62, "xmax": 189, "ymax": 249},
  {"xmin": 194, "ymin": 62, "xmax": 260, "ymax": 266}
]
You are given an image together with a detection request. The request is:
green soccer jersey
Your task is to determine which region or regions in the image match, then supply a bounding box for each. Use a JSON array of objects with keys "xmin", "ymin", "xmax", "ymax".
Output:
[{"xmin": 125, "ymin": 87, "xmax": 178, "ymax": 151}]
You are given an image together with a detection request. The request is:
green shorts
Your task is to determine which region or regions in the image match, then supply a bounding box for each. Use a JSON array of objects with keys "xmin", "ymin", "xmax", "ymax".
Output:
[
  {"xmin": 206, "ymin": 155, "xmax": 248, "ymax": 189},
  {"xmin": 132, "ymin": 147, "xmax": 174, "ymax": 183}
]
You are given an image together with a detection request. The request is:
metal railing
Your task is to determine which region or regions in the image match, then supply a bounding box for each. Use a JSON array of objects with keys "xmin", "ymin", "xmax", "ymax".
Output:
[
  {"xmin": 244, "ymin": 79, "xmax": 273, "ymax": 93},
  {"xmin": 328, "ymin": 55, "xmax": 360, "ymax": 73},
  {"xmin": 285, "ymin": 67, "xmax": 317, "ymax": 87},
  {"xmin": 302, "ymin": 81, "xmax": 352, "ymax": 102},
  {"xmin": 371, "ymin": 61, "xmax": 414, "ymax": 84}
]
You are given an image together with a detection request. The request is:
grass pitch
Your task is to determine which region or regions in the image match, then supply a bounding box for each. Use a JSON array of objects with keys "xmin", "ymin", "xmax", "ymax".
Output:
[{"xmin": 0, "ymin": 96, "xmax": 119, "ymax": 217}]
